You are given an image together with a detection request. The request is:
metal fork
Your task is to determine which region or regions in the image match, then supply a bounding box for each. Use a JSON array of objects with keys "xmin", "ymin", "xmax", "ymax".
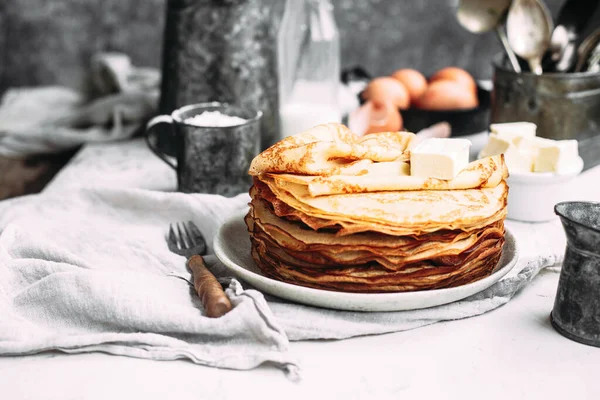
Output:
[
  {"xmin": 168, "ymin": 221, "xmax": 207, "ymax": 258},
  {"xmin": 167, "ymin": 221, "xmax": 232, "ymax": 318}
]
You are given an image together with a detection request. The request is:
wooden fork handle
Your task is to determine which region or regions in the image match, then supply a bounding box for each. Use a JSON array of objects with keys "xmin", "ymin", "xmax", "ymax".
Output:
[{"xmin": 187, "ymin": 255, "xmax": 232, "ymax": 318}]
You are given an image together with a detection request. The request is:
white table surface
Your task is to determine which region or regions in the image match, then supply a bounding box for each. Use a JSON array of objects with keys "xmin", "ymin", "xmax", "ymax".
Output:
[{"xmin": 1, "ymin": 138, "xmax": 599, "ymax": 400}]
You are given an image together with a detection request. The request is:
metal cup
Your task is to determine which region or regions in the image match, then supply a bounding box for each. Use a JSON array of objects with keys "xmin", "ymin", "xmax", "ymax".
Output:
[
  {"xmin": 490, "ymin": 53, "xmax": 600, "ymax": 170},
  {"xmin": 145, "ymin": 102, "xmax": 262, "ymax": 196},
  {"xmin": 551, "ymin": 201, "xmax": 600, "ymax": 347}
]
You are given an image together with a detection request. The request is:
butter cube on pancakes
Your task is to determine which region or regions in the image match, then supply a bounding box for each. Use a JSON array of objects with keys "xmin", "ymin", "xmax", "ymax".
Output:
[
  {"xmin": 246, "ymin": 123, "xmax": 508, "ymax": 293},
  {"xmin": 410, "ymin": 138, "xmax": 471, "ymax": 180}
]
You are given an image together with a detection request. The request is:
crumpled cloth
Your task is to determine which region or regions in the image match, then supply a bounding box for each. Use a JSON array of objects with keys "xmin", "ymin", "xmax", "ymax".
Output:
[
  {"xmin": 0, "ymin": 53, "xmax": 159, "ymax": 157},
  {"xmin": 0, "ymin": 187, "xmax": 567, "ymax": 378}
]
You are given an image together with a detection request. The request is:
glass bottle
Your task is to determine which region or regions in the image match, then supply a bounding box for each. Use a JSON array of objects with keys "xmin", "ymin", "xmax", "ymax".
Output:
[{"xmin": 277, "ymin": 0, "xmax": 341, "ymax": 140}]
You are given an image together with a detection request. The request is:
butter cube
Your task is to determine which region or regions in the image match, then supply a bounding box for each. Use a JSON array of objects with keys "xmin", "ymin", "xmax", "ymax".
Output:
[
  {"xmin": 481, "ymin": 122, "xmax": 580, "ymax": 174},
  {"xmin": 478, "ymin": 134, "xmax": 534, "ymax": 172},
  {"xmin": 410, "ymin": 138, "xmax": 471, "ymax": 180},
  {"xmin": 504, "ymin": 146, "xmax": 535, "ymax": 172},
  {"xmin": 490, "ymin": 122, "xmax": 537, "ymax": 146},
  {"xmin": 478, "ymin": 134, "xmax": 511, "ymax": 158},
  {"xmin": 534, "ymin": 140, "xmax": 579, "ymax": 173},
  {"xmin": 517, "ymin": 136, "xmax": 555, "ymax": 160}
]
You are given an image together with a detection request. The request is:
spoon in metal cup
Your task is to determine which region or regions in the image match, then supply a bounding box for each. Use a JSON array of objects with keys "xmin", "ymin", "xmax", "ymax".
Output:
[
  {"xmin": 506, "ymin": 0, "xmax": 553, "ymax": 75},
  {"xmin": 575, "ymin": 27, "xmax": 600, "ymax": 73},
  {"xmin": 547, "ymin": 0, "xmax": 600, "ymax": 72},
  {"xmin": 456, "ymin": 0, "xmax": 521, "ymax": 73}
]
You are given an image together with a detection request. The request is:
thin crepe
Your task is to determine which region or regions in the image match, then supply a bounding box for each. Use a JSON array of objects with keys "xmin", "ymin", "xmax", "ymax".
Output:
[
  {"xmin": 250, "ymin": 196, "xmax": 479, "ymax": 251},
  {"xmin": 249, "ymin": 123, "xmax": 414, "ymax": 176},
  {"xmin": 269, "ymin": 155, "xmax": 507, "ymax": 196},
  {"xmin": 249, "ymin": 228, "xmax": 504, "ymax": 292},
  {"xmin": 249, "ymin": 208, "xmax": 504, "ymax": 271},
  {"xmin": 258, "ymin": 176, "xmax": 508, "ymax": 235},
  {"xmin": 249, "ymin": 199, "xmax": 503, "ymax": 265}
]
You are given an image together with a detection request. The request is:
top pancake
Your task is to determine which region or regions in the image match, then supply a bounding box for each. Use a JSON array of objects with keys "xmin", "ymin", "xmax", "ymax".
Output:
[
  {"xmin": 249, "ymin": 123, "xmax": 414, "ymax": 176},
  {"xmin": 249, "ymin": 123, "xmax": 507, "ymax": 196}
]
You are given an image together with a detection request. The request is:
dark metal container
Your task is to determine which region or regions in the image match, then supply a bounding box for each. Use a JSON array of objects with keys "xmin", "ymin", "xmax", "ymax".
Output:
[
  {"xmin": 552, "ymin": 201, "xmax": 600, "ymax": 347},
  {"xmin": 491, "ymin": 54, "xmax": 600, "ymax": 170},
  {"xmin": 158, "ymin": 0, "xmax": 278, "ymax": 154},
  {"xmin": 402, "ymin": 85, "xmax": 491, "ymax": 137}
]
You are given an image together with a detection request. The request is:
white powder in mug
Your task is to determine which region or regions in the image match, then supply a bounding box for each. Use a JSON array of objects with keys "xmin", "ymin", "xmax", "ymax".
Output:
[{"xmin": 184, "ymin": 111, "xmax": 247, "ymax": 127}]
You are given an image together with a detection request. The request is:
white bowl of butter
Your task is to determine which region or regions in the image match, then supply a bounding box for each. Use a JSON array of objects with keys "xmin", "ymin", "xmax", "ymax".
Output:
[{"xmin": 479, "ymin": 122, "xmax": 584, "ymax": 223}]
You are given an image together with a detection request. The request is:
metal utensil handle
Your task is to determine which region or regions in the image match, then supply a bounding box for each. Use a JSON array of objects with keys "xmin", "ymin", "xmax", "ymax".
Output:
[
  {"xmin": 496, "ymin": 26, "xmax": 522, "ymax": 73},
  {"xmin": 145, "ymin": 115, "xmax": 177, "ymax": 170}
]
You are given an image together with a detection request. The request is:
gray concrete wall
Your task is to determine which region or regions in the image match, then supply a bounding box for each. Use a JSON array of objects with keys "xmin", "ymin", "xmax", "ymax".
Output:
[{"xmin": 0, "ymin": 0, "xmax": 569, "ymax": 93}]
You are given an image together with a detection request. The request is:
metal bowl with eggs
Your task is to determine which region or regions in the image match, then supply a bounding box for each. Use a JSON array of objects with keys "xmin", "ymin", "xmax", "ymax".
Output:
[
  {"xmin": 358, "ymin": 67, "xmax": 491, "ymax": 137},
  {"xmin": 401, "ymin": 84, "xmax": 491, "ymax": 137}
]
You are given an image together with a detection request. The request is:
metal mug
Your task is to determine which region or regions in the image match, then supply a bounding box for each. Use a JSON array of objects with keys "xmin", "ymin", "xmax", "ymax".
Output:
[
  {"xmin": 551, "ymin": 201, "xmax": 600, "ymax": 347},
  {"xmin": 145, "ymin": 102, "xmax": 262, "ymax": 196}
]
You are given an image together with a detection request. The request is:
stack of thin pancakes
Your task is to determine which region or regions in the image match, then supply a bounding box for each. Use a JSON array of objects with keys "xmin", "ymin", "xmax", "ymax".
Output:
[{"xmin": 246, "ymin": 123, "xmax": 509, "ymax": 293}]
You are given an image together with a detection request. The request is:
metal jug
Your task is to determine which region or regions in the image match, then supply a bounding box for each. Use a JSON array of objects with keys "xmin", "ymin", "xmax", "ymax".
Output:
[{"xmin": 551, "ymin": 201, "xmax": 600, "ymax": 347}]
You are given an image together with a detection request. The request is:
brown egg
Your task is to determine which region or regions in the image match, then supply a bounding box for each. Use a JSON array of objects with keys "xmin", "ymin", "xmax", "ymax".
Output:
[
  {"xmin": 414, "ymin": 80, "xmax": 478, "ymax": 110},
  {"xmin": 362, "ymin": 77, "xmax": 410, "ymax": 110},
  {"xmin": 364, "ymin": 100, "xmax": 403, "ymax": 134},
  {"xmin": 429, "ymin": 67, "xmax": 477, "ymax": 94},
  {"xmin": 391, "ymin": 68, "xmax": 428, "ymax": 103}
]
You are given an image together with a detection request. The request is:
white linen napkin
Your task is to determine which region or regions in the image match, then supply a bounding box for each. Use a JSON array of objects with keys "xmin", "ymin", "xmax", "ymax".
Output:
[
  {"xmin": 0, "ymin": 187, "xmax": 567, "ymax": 376},
  {"xmin": 0, "ymin": 189, "xmax": 299, "ymax": 378},
  {"xmin": 0, "ymin": 53, "xmax": 158, "ymax": 157}
]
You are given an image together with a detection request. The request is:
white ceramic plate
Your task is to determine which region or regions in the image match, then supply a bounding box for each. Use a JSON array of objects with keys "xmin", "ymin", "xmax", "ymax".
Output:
[{"xmin": 214, "ymin": 211, "xmax": 519, "ymax": 312}]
